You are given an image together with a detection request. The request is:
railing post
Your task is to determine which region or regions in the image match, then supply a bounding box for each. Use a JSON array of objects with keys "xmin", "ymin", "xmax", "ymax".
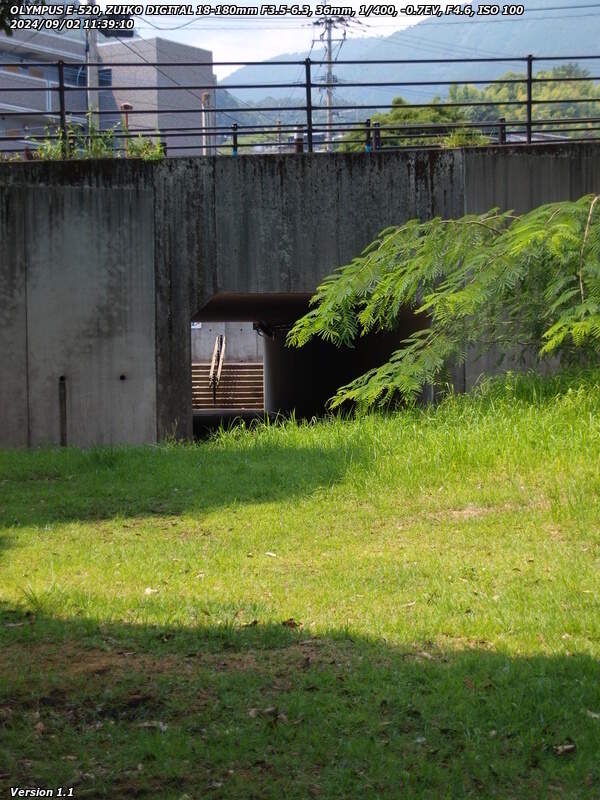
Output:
[
  {"xmin": 365, "ymin": 118, "xmax": 372, "ymax": 153},
  {"xmin": 232, "ymin": 123, "xmax": 238, "ymax": 157},
  {"xmin": 526, "ymin": 54, "xmax": 533, "ymax": 144},
  {"xmin": 373, "ymin": 121, "xmax": 381, "ymax": 151},
  {"xmin": 57, "ymin": 60, "xmax": 68, "ymax": 158},
  {"xmin": 304, "ymin": 57, "xmax": 313, "ymax": 153},
  {"xmin": 294, "ymin": 125, "xmax": 304, "ymax": 154},
  {"xmin": 498, "ymin": 117, "xmax": 506, "ymax": 145}
]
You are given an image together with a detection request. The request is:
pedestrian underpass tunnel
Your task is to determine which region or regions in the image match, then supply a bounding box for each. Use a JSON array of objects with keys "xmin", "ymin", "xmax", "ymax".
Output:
[{"xmin": 192, "ymin": 292, "xmax": 423, "ymax": 432}]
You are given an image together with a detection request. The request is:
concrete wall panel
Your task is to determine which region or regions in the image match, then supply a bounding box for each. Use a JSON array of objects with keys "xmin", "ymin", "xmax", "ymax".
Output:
[
  {"xmin": 464, "ymin": 144, "xmax": 600, "ymax": 214},
  {"xmin": 0, "ymin": 186, "xmax": 29, "ymax": 447},
  {"xmin": 212, "ymin": 150, "xmax": 465, "ymax": 299},
  {"xmin": 24, "ymin": 186, "xmax": 156, "ymax": 447},
  {"xmin": 153, "ymin": 159, "xmax": 216, "ymax": 440}
]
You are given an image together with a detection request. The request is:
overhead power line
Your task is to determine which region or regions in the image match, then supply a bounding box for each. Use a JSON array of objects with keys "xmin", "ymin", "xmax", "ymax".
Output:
[
  {"xmin": 130, "ymin": 2, "xmax": 600, "ymax": 31},
  {"xmin": 110, "ymin": 34, "xmax": 244, "ymax": 129},
  {"xmin": 524, "ymin": 3, "xmax": 600, "ymax": 10}
]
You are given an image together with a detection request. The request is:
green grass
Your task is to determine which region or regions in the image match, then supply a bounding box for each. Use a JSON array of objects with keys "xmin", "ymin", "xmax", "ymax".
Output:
[{"xmin": 1, "ymin": 369, "xmax": 600, "ymax": 798}]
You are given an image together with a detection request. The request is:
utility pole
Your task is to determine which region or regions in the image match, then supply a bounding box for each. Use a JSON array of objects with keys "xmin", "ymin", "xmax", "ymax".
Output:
[
  {"xmin": 325, "ymin": 17, "xmax": 334, "ymax": 153},
  {"xmin": 201, "ymin": 91, "xmax": 211, "ymax": 156},
  {"xmin": 85, "ymin": 0, "xmax": 98, "ymax": 151},
  {"xmin": 313, "ymin": 16, "xmax": 351, "ymax": 153},
  {"xmin": 85, "ymin": 24, "xmax": 90, "ymax": 151}
]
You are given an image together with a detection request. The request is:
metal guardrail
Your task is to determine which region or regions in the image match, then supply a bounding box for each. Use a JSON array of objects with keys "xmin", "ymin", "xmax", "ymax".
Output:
[
  {"xmin": 0, "ymin": 54, "xmax": 599, "ymax": 156},
  {"xmin": 208, "ymin": 335, "xmax": 226, "ymax": 407}
]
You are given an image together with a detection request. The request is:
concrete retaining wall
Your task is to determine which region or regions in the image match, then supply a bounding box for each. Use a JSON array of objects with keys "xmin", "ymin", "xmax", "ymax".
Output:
[{"xmin": 1, "ymin": 143, "xmax": 599, "ymax": 447}]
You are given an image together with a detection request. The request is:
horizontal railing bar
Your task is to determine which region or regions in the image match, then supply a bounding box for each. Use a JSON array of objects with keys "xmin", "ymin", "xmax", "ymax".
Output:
[
  {"xmin": 11, "ymin": 74, "xmax": 600, "ymax": 94},
  {"xmin": 7, "ymin": 128, "xmax": 599, "ymax": 145},
  {"xmin": 525, "ymin": 55, "xmax": 600, "ymax": 61},
  {"xmin": 55, "ymin": 77, "xmax": 533, "ymax": 92},
  {"xmin": 3, "ymin": 54, "xmax": 600, "ymax": 69},
  {"xmin": 86, "ymin": 101, "xmax": 527, "ymax": 113},
  {"xmin": 532, "ymin": 75, "xmax": 600, "ymax": 82},
  {"xmin": 325, "ymin": 99, "xmax": 600, "ymax": 109},
  {"xmin": 532, "ymin": 98, "xmax": 600, "ymax": 104},
  {"xmin": 0, "ymin": 106, "xmax": 307, "ymax": 116},
  {"xmin": 1, "ymin": 54, "xmax": 599, "ymax": 71},
  {"xmin": 313, "ymin": 79, "xmax": 527, "ymax": 88},
  {"xmin": 4, "ymin": 136, "xmax": 599, "ymax": 155},
  {"xmin": 7, "ymin": 114, "xmax": 600, "ymax": 142},
  {"xmin": 535, "ymin": 127, "xmax": 600, "ymax": 133}
]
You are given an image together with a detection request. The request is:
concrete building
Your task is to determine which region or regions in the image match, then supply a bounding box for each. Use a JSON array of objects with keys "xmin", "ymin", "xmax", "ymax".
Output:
[
  {"xmin": 0, "ymin": 17, "xmax": 216, "ymax": 157},
  {"xmin": 99, "ymin": 37, "xmax": 217, "ymax": 156},
  {"xmin": 0, "ymin": 6, "xmax": 92, "ymax": 152},
  {"xmin": 0, "ymin": 3, "xmax": 126, "ymax": 155}
]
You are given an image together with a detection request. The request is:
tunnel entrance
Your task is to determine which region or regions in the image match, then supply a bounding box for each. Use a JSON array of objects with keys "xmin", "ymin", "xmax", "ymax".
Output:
[
  {"xmin": 191, "ymin": 292, "xmax": 421, "ymax": 434},
  {"xmin": 191, "ymin": 320, "xmax": 265, "ymax": 436},
  {"xmin": 191, "ymin": 293, "xmax": 310, "ymax": 436},
  {"xmin": 191, "ymin": 322, "xmax": 264, "ymax": 411}
]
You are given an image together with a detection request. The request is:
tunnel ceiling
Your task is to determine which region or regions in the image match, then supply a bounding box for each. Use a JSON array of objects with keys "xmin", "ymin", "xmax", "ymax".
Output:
[{"xmin": 193, "ymin": 292, "xmax": 313, "ymax": 324}]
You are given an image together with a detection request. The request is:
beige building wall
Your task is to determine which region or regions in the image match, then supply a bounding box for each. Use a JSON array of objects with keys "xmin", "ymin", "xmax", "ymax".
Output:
[{"xmin": 99, "ymin": 37, "xmax": 216, "ymax": 156}]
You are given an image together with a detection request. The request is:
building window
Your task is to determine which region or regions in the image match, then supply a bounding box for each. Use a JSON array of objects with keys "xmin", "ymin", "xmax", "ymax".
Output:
[
  {"xmin": 99, "ymin": 68, "xmax": 112, "ymax": 88},
  {"xmin": 63, "ymin": 64, "xmax": 87, "ymax": 87}
]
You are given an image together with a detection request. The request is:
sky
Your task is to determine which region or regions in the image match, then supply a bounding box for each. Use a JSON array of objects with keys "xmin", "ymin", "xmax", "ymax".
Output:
[
  {"xmin": 102, "ymin": 1, "xmax": 431, "ymax": 78},
  {"xmin": 99, "ymin": 2, "xmax": 574, "ymax": 79}
]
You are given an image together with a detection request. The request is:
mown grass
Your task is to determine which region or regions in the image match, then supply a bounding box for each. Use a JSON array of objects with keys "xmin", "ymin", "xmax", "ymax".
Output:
[{"xmin": 1, "ymin": 370, "xmax": 600, "ymax": 798}]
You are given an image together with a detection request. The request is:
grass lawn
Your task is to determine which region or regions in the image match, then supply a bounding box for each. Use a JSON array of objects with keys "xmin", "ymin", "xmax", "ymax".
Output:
[{"xmin": 1, "ymin": 370, "xmax": 600, "ymax": 798}]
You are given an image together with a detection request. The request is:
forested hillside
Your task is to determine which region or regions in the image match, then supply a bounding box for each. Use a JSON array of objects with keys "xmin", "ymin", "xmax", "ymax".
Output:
[{"xmin": 222, "ymin": 1, "xmax": 600, "ymax": 109}]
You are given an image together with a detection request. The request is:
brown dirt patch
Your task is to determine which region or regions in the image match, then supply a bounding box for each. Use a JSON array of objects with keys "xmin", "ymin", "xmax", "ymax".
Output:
[{"xmin": 0, "ymin": 637, "xmax": 338, "ymax": 684}]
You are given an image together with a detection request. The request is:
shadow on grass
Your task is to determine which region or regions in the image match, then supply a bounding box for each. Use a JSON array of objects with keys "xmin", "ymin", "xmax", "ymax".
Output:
[
  {"xmin": 0, "ymin": 437, "xmax": 370, "ymax": 529},
  {"xmin": 1, "ymin": 602, "xmax": 599, "ymax": 799}
]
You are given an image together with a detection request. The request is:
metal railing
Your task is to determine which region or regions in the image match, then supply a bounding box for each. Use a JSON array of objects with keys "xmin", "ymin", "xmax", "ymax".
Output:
[
  {"xmin": 208, "ymin": 335, "xmax": 226, "ymax": 407},
  {"xmin": 0, "ymin": 54, "xmax": 599, "ymax": 156}
]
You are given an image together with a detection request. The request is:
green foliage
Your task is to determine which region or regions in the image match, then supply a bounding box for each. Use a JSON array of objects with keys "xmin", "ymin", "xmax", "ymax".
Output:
[
  {"xmin": 125, "ymin": 131, "xmax": 166, "ymax": 161},
  {"xmin": 338, "ymin": 64, "xmax": 596, "ymax": 151},
  {"xmin": 288, "ymin": 195, "xmax": 600, "ymax": 410},
  {"xmin": 26, "ymin": 126, "xmax": 66, "ymax": 160},
  {"xmin": 338, "ymin": 96, "xmax": 487, "ymax": 151},
  {"xmin": 27, "ymin": 111, "xmax": 115, "ymax": 161},
  {"xmin": 440, "ymin": 125, "xmax": 490, "ymax": 148},
  {"xmin": 24, "ymin": 111, "xmax": 164, "ymax": 162},
  {"xmin": 449, "ymin": 64, "xmax": 600, "ymax": 136}
]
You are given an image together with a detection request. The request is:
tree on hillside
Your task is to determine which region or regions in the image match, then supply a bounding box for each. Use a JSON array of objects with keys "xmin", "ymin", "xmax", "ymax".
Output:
[
  {"xmin": 337, "ymin": 96, "xmax": 488, "ymax": 151},
  {"xmin": 288, "ymin": 195, "xmax": 600, "ymax": 410},
  {"xmin": 449, "ymin": 64, "xmax": 600, "ymax": 137}
]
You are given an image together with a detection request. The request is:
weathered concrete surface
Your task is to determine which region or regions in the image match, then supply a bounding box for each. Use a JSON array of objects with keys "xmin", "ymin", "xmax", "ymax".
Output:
[
  {"xmin": 211, "ymin": 151, "xmax": 463, "ymax": 299},
  {"xmin": 464, "ymin": 144, "xmax": 600, "ymax": 215},
  {"xmin": 0, "ymin": 182, "xmax": 156, "ymax": 447},
  {"xmin": 24, "ymin": 186, "xmax": 156, "ymax": 447},
  {"xmin": 0, "ymin": 186, "xmax": 28, "ymax": 447},
  {"xmin": 1, "ymin": 143, "xmax": 599, "ymax": 446}
]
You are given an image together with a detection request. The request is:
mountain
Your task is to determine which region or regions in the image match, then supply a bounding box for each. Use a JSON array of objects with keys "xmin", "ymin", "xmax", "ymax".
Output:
[{"xmin": 221, "ymin": 1, "xmax": 600, "ymax": 113}]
